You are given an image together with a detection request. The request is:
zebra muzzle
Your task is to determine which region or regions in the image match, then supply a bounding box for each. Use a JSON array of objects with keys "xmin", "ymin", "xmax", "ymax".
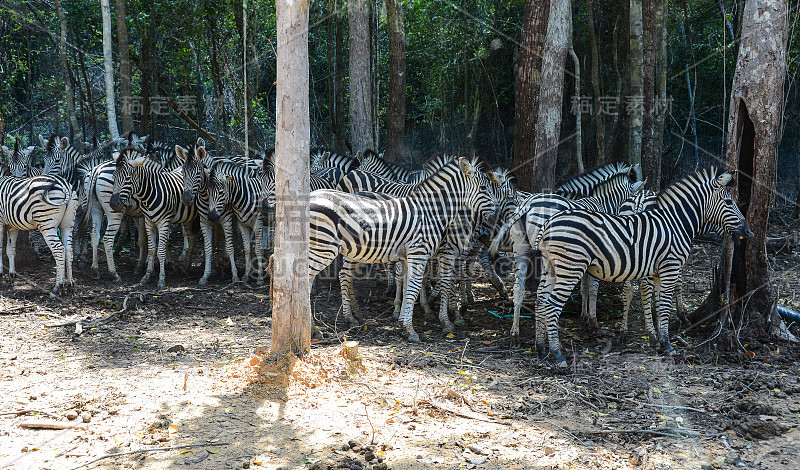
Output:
[
  {"xmin": 181, "ymin": 191, "xmax": 196, "ymax": 206},
  {"xmin": 109, "ymin": 194, "xmax": 125, "ymax": 212}
]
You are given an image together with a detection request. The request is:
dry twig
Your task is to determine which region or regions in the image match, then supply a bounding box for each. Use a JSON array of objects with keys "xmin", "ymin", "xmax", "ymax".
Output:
[{"xmin": 68, "ymin": 442, "xmax": 230, "ymax": 470}]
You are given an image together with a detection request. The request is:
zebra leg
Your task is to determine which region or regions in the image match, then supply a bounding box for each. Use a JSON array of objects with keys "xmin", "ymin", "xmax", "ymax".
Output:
[
  {"xmin": 39, "ymin": 228, "xmax": 66, "ymax": 298},
  {"xmin": 674, "ymin": 271, "xmax": 689, "ymax": 326},
  {"xmin": 0, "ymin": 224, "xmax": 5, "ymax": 278},
  {"xmin": 6, "ymin": 229, "xmax": 19, "ymax": 280},
  {"xmin": 621, "ymin": 281, "xmax": 633, "ymax": 335},
  {"xmin": 419, "ymin": 266, "xmax": 436, "ymax": 321},
  {"xmin": 90, "ymin": 201, "xmax": 104, "ymax": 280},
  {"xmin": 510, "ymin": 254, "xmax": 529, "ymax": 344},
  {"xmin": 135, "ymin": 217, "xmax": 147, "ymax": 275},
  {"xmin": 339, "ymin": 259, "xmax": 362, "ymax": 325},
  {"xmin": 104, "ymin": 209, "xmax": 126, "ymax": 282},
  {"xmin": 61, "ymin": 214, "xmax": 76, "ymax": 293},
  {"xmin": 640, "ymin": 278, "xmax": 658, "ymax": 346},
  {"xmin": 479, "ymin": 248, "xmax": 507, "ymax": 300},
  {"xmin": 383, "ymin": 262, "xmax": 395, "ymax": 298},
  {"xmin": 541, "ymin": 270, "xmax": 584, "ymax": 368},
  {"xmin": 435, "ymin": 251, "xmax": 457, "ymax": 333},
  {"xmin": 654, "ymin": 273, "xmax": 679, "ymax": 355},
  {"xmin": 177, "ymin": 225, "xmax": 190, "ymax": 263},
  {"xmin": 254, "ymin": 218, "xmax": 266, "ymax": 285},
  {"xmin": 587, "ymin": 276, "xmax": 599, "ymax": 330},
  {"xmin": 393, "ymin": 262, "xmax": 404, "ymax": 319},
  {"xmin": 198, "ymin": 219, "xmax": 214, "ymax": 285},
  {"xmin": 238, "ymin": 222, "xmax": 254, "ymax": 282},
  {"xmin": 140, "ymin": 222, "xmax": 158, "ymax": 285},
  {"xmin": 221, "ymin": 215, "xmax": 239, "ymax": 283},
  {"xmin": 156, "ymin": 223, "xmax": 171, "ymax": 289},
  {"xmin": 399, "ymin": 256, "xmax": 430, "ymax": 343},
  {"xmin": 534, "ymin": 272, "xmax": 554, "ymax": 359}
]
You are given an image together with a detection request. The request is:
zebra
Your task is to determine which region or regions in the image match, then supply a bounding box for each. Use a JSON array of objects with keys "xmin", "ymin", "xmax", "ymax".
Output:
[
  {"xmin": 307, "ymin": 157, "xmax": 499, "ymax": 342},
  {"xmin": 206, "ymin": 162, "xmax": 273, "ymax": 284},
  {"xmin": 0, "ymin": 172, "xmax": 79, "ymax": 297},
  {"xmin": 111, "ymin": 148, "xmax": 199, "ymax": 289},
  {"xmin": 178, "ymin": 143, "xmax": 240, "ymax": 285},
  {"xmin": 488, "ymin": 166, "xmax": 643, "ymax": 340},
  {"xmin": 556, "ymin": 162, "xmax": 637, "ymax": 199},
  {"xmin": 83, "ymin": 159, "xmax": 148, "ymax": 281},
  {"xmin": 357, "ymin": 149, "xmax": 417, "ymax": 183},
  {"xmin": 310, "ymin": 148, "xmax": 360, "ymax": 174},
  {"xmin": 2, "ymin": 138, "xmax": 38, "ymax": 178},
  {"xmin": 533, "ymin": 167, "xmax": 753, "ymax": 367}
]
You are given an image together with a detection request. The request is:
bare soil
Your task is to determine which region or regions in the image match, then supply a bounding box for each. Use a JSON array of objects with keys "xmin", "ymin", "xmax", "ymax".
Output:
[{"xmin": 2, "ymin": 227, "xmax": 800, "ymax": 470}]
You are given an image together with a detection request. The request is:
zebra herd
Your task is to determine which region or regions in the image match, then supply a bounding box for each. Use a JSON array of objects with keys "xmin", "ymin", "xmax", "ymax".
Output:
[{"xmin": 0, "ymin": 134, "xmax": 752, "ymax": 366}]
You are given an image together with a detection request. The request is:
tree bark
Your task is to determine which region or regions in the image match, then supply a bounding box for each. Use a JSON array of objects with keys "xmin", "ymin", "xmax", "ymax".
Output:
[
  {"xmin": 384, "ymin": 0, "xmax": 406, "ymax": 163},
  {"xmin": 348, "ymin": 0, "xmax": 375, "ymax": 153},
  {"xmin": 115, "ymin": 0, "xmax": 132, "ymax": 136},
  {"xmin": 569, "ymin": 43, "xmax": 584, "ymax": 175},
  {"xmin": 333, "ymin": 0, "xmax": 347, "ymax": 153},
  {"xmin": 54, "ymin": 0, "xmax": 81, "ymax": 142},
  {"xmin": 513, "ymin": 0, "xmax": 550, "ymax": 192},
  {"xmin": 641, "ymin": 0, "xmax": 665, "ymax": 190},
  {"xmin": 585, "ymin": 0, "xmax": 605, "ymax": 165},
  {"xmin": 694, "ymin": 0, "xmax": 788, "ymax": 342},
  {"xmin": 140, "ymin": 17, "xmax": 152, "ymax": 137},
  {"xmin": 100, "ymin": 0, "xmax": 119, "ymax": 140},
  {"xmin": 628, "ymin": 0, "xmax": 643, "ymax": 177},
  {"xmin": 530, "ymin": 0, "xmax": 570, "ymax": 193},
  {"xmin": 272, "ymin": 0, "xmax": 312, "ymax": 355}
]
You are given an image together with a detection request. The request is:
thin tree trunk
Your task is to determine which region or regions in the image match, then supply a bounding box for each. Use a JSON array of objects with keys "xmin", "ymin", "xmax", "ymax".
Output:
[
  {"xmin": 641, "ymin": 0, "xmax": 661, "ymax": 189},
  {"xmin": 54, "ymin": 0, "xmax": 81, "ymax": 142},
  {"xmin": 140, "ymin": 19, "xmax": 152, "ymax": 137},
  {"xmin": 100, "ymin": 0, "xmax": 119, "ymax": 140},
  {"xmin": 694, "ymin": 0, "xmax": 788, "ymax": 342},
  {"xmin": 272, "ymin": 0, "xmax": 311, "ymax": 355},
  {"xmin": 243, "ymin": 0, "xmax": 250, "ymax": 157},
  {"xmin": 78, "ymin": 49, "xmax": 98, "ymax": 144},
  {"xmin": 681, "ymin": 0, "xmax": 699, "ymax": 169},
  {"xmin": 585, "ymin": 0, "xmax": 605, "ymax": 165},
  {"xmin": 569, "ymin": 43, "xmax": 584, "ymax": 175},
  {"xmin": 531, "ymin": 0, "xmax": 571, "ymax": 193},
  {"xmin": 384, "ymin": 0, "xmax": 406, "ymax": 163},
  {"xmin": 115, "ymin": 0, "xmax": 132, "ymax": 136},
  {"xmin": 334, "ymin": 0, "xmax": 347, "ymax": 153},
  {"xmin": 628, "ymin": 0, "xmax": 643, "ymax": 178},
  {"xmin": 348, "ymin": 0, "xmax": 375, "ymax": 153},
  {"xmin": 513, "ymin": 0, "xmax": 550, "ymax": 191},
  {"xmin": 370, "ymin": 1, "xmax": 379, "ymax": 148}
]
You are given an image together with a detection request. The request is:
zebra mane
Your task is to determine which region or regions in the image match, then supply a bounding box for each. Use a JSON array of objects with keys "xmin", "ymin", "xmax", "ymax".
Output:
[
  {"xmin": 657, "ymin": 166, "xmax": 731, "ymax": 203},
  {"xmin": 556, "ymin": 161, "xmax": 633, "ymax": 198},
  {"xmin": 491, "ymin": 167, "xmax": 517, "ymax": 187}
]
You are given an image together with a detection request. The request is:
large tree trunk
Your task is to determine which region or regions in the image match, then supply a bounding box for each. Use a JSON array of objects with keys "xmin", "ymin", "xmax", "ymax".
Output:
[
  {"xmin": 100, "ymin": 0, "xmax": 119, "ymax": 140},
  {"xmin": 54, "ymin": 0, "xmax": 81, "ymax": 142},
  {"xmin": 641, "ymin": 0, "xmax": 665, "ymax": 189},
  {"xmin": 333, "ymin": 0, "xmax": 347, "ymax": 153},
  {"xmin": 530, "ymin": 0, "xmax": 570, "ymax": 193},
  {"xmin": 513, "ymin": 0, "xmax": 550, "ymax": 192},
  {"xmin": 569, "ymin": 41, "xmax": 584, "ymax": 175},
  {"xmin": 348, "ymin": 0, "xmax": 375, "ymax": 153},
  {"xmin": 272, "ymin": 0, "xmax": 312, "ymax": 355},
  {"xmin": 628, "ymin": 0, "xmax": 643, "ymax": 177},
  {"xmin": 115, "ymin": 0, "xmax": 133, "ymax": 136},
  {"xmin": 140, "ymin": 16, "xmax": 152, "ymax": 137},
  {"xmin": 384, "ymin": 0, "xmax": 406, "ymax": 163},
  {"xmin": 585, "ymin": 0, "xmax": 605, "ymax": 166},
  {"xmin": 694, "ymin": 0, "xmax": 789, "ymax": 343}
]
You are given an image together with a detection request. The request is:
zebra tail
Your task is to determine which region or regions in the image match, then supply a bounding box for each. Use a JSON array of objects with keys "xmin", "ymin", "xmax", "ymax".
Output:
[
  {"xmin": 82, "ymin": 175, "xmax": 97, "ymax": 226},
  {"xmin": 40, "ymin": 181, "xmax": 71, "ymax": 206},
  {"xmin": 487, "ymin": 195, "xmax": 537, "ymax": 256}
]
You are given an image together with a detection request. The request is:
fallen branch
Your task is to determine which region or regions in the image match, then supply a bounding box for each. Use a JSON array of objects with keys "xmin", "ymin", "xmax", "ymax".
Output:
[
  {"xmin": 49, "ymin": 292, "xmax": 144, "ymax": 329},
  {"xmin": 0, "ymin": 304, "xmax": 37, "ymax": 314},
  {"xmin": 68, "ymin": 442, "xmax": 230, "ymax": 470},
  {"xmin": 576, "ymin": 427, "xmax": 722, "ymax": 438},
  {"xmin": 0, "ymin": 409, "xmax": 60, "ymax": 419},
  {"xmin": 19, "ymin": 421, "xmax": 87, "ymax": 430},
  {"xmin": 418, "ymin": 399, "xmax": 510, "ymax": 426}
]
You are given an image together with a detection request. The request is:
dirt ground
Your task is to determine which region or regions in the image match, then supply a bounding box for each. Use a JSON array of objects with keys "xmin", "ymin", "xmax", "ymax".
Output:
[{"xmin": 2, "ymin": 223, "xmax": 800, "ymax": 470}]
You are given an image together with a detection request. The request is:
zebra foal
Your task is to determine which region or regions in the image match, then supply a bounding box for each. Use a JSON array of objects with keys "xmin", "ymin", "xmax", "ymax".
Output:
[{"xmin": 534, "ymin": 168, "xmax": 753, "ymax": 367}]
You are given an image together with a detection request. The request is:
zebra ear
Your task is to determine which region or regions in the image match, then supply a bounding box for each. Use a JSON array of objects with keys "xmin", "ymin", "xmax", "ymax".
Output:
[
  {"xmin": 175, "ymin": 145, "xmax": 188, "ymax": 162},
  {"xmin": 632, "ymin": 179, "xmax": 646, "ymax": 193},
  {"xmin": 355, "ymin": 150, "xmax": 364, "ymax": 163},
  {"xmin": 195, "ymin": 145, "xmax": 207, "ymax": 160},
  {"xmin": 1, "ymin": 145, "xmax": 11, "ymax": 157},
  {"xmin": 59, "ymin": 137, "xmax": 70, "ymax": 150},
  {"xmin": 486, "ymin": 171, "xmax": 500, "ymax": 185},
  {"xmin": 23, "ymin": 146, "xmax": 35, "ymax": 157},
  {"xmin": 714, "ymin": 171, "xmax": 735, "ymax": 188},
  {"xmin": 39, "ymin": 134, "xmax": 48, "ymax": 149},
  {"xmin": 458, "ymin": 157, "xmax": 474, "ymax": 178},
  {"xmin": 196, "ymin": 137, "xmax": 205, "ymax": 148}
]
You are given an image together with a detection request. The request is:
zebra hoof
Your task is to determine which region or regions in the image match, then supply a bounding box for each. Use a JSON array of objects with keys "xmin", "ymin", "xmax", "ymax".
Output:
[
  {"xmin": 198, "ymin": 278, "xmax": 208, "ymax": 286},
  {"xmin": 256, "ymin": 279, "xmax": 265, "ymax": 287},
  {"xmin": 92, "ymin": 271, "xmax": 100, "ymax": 280},
  {"xmin": 157, "ymin": 282, "xmax": 166, "ymax": 289},
  {"xmin": 112, "ymin": 275, "xmax": 123, "ymax": 283},
  {"xmin": 424, "ymin": 311, "xmax": 437, "ymax": 321},
  {"xmin": 555, "ymin": 359, "xmax": 569, "ymax": 368},
  {"xmin": 312, "ymin": 328, "xmax": 324, "ymax": 340},
  {"xmin": 453, "ymin": 319, "xmax": 465, "ymax": 328},
  {"xmin": 382, "ymin": 288, "xmax": 394, "ymax": 298},
  {"xmin": 392, "ymin": 312, "xmax": 400, "ymax": 321},
  {"xmin": 407, "ymin": 333, "xmax": 421, "ymax": 343}
]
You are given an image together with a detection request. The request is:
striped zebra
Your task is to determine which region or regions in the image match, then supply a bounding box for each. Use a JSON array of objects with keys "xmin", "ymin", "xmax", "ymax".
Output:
[
  {"xmin": 310, "ymin": 148, "xmax": 360, "ymax": 174},
  {"xmin": 308, "ymin": 157, "xmax": 499, "ymax": 341},
  {"xmin": 83, "ymin": 159, "xmax": 148, "ymax": 281},
  {"xmin": 178, "ymin": 143, "xmax": 238, "ymax": 284},
  {"xmin": 533, "ymin": 168, "xmax": 752, "ymax": 366},
  {"xmin": 489, "ymin": 166, "xmax": 643, "ymax": 340},
  {"xmin": 0, "ymin": 172, "xmax": 79, "ymax": 297},
  {"xmin": 2, "ymin": 139, "xmax": 38, "ymax": 178},
  {"xmin": 111, "ymin": 148, "xmax": 199, "ymax": 288},
  {"xmin": 357, "ymin": 150, "xmax": 421, "ymax": 183},
  {"xmin": 555, "ymin": 162, "xmax": 637, "ymax": 198}
]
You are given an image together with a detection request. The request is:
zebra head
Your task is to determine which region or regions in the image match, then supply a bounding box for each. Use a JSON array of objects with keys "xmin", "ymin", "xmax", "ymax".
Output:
[
  {"xmin": 2, "ymin": 138, "xmax": 36, "ymax": 178},
  {"xmin": 704, "ymin": 170, "xmax": 753, "ymax": 242},
  {"xmin": 205, "ymin": 168, "xmax": 231, "ymax": 223},
  {"xmin": 459, "ymin": 157, "xmax": 499, "ymax": 224},
  {"xmin": 177, "ymin": 144, "xmax": 207, "ymax": 206},
  {"xmin": 619, "ymin": 189, "xmax": 658, "ymax": 215},
  {"xmin": 41, "ymin": 134, "xmax": 73, "ymax": 177},
  {"xmin": 586, "ymin": 167, "xmax": 644, "ymax": 213},
  {"xmin": 110, "ymin": 148, "xmax": 143, "ymax": 212},
  {"xmin": 258, "ymin": 153, "xmax": 276, "ymax": 217},
  {"xmin": 309, "ymin": 148, "xmax": 331, "ymax": 173}
]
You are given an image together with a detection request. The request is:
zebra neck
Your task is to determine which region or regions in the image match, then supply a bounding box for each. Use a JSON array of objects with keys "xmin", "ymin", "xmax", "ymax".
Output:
[
  {"xmin": 408, "ymin": 170, "xmax": 468, "ymax": 223},
  {"xmin": 657, "ymin": 191, "xmax": 705, "ymax": 240}
]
